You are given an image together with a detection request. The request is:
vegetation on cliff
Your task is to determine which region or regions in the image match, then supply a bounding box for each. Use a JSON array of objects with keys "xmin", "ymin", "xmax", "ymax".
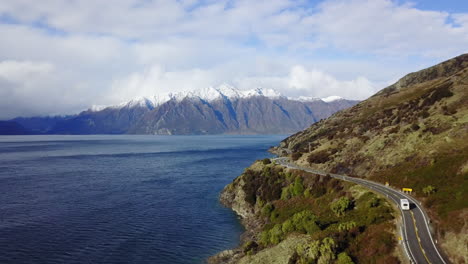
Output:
[{"xmin": 212, "ymin": 160, "xmax": 400, "ymax": 264}]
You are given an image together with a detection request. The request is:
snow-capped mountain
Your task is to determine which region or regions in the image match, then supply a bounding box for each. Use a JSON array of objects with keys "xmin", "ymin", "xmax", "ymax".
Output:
[
  {"xmin": 105, "ymin": 85, "xmax": 283, "ymax": 111},
  {"xmin": 6, "ymin": 85, "xmax": 359, "ymax": 135},
  {"xmin": 97, "ymin": 85, "xmax": 344, "ymax": 112}
]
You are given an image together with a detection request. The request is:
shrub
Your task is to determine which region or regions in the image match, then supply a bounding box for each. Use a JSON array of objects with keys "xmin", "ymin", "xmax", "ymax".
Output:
[
  {"xmin": 411, "ymin": 123, "xmax": 420, "ymax": 131},
  {"xmin": 262, "ymin": 203, "xmax": 274, "ymax": 216},
  {"xmin": 296, "ymin": 240, "xmax": 320, "ymax": 261},
  {"xmin": 307, "ymin": 150, "xmax": 331, "ymax": 164},
  {"xmin": 281, "ymin": 177, "xmax": 305, "ymax": 200},
  {"xmin": 296, "ymin": 238, "xmax": 337, "ymax": 264},
  {"xmin": 421, "ymin": 82, "xmax": 453, "ymax": 107},
  {"xmin": 290, "ymin": 210, "xmax": 320, "ymax": 234},
  {"xmin": 292, "ymin": 177, "xmax": 305, "ymax": 196},
  {"xmin": 423, "ymin": 185, "xmax": 437, "ymax": 196},
  {"xmin": 242, "ymin": 241, "xmax": 258, "ymax": 255},
  {"xmin": 242, "ymin": 167, "xmax": 284, "ymax": 205},
  {"xmin": 262, "ymin": 158, "xmax": 272, "ymax": 165},
  {"xmin": 420, "ymin": 110, "xmax": 430, "ymax": 118},
  {"xmin": 369, "ymin": 197, "xmax": 380, "ymax": 208},
  {"xmin": 269, "ymin": 224, "xmax": 284, "ymax": 245},
  {"xmin": 338, "ymin": 221, "xmax": 357, "ymax": 232},
  {"xmin": 282, "ymin": 219, "xmax": 294, "ymax": 233},
  {"xmin": 259, "ymin": 224, "xmax": 285, "ymax": 246},
  {"xmin": 331, "ymin": 197, "xmax": 352, "ymax": 216},
  {"xmin": 337, "ymin": 252, "xmax": 354, "ymax": 264},
  {"xmin": 291, "ymin": 152, "xmax": 302, "ymax": 161}
]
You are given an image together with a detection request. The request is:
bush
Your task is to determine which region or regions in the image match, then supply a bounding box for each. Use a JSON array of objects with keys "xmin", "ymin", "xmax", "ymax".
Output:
[
  {"xmin": 292, "ymin": 177, "xmax": 305, "ymax": 196},
  {"xmin": 307, "ymin": 150, "xmax": 331, "ymax": 164},
  {"xmin": 291, "ymin": 152, "xmax": 302, "ymax": 161},
  {"xmin": 290, "ymin": 210, "xmax": 320, "ymax": 234},
  {"xmin": 262, "ymin": 203, "xmax": 274, "ymax": 216},
  {"xmin": 242, "ymin": 167, "xmax": 284, "ymax": 205},
  {"xmin": 423, "ymin": 185, "xmax": 437, "ymax": 196},
  {"xmin": 369, "ymin": 197, "xmax": 380, "ymax": 208},
  {"xmin": 296, "ymin": 238, "xmax": 337, "ymax": 264},
  {"xmin": 242, "ymin": 241, "xmax": 258, "ymax": 255},
  {"xmin": 331, "ymin": 197, "xmax": 352, "ymax": 216},
  {"xmin": 259, "ymin": 224, "xmax": 285, "ymax": 246},
  {"xmin": 262, "ymin": 158, "xmax": 272, "ymax": 165},
  {"xmin": 281, "ymin": 177, "xmax": 305, "ymax": 200},
  {"xmin": 411, "ymin": 123, "xmax": 420, "ymax": 131},
  {"xmin": 337, "ymin": 252, "xmax": 354, "ymax": 264},
  {"xmin": 338, "ymin": 221, "xmax": 357, "ymax": 232}
]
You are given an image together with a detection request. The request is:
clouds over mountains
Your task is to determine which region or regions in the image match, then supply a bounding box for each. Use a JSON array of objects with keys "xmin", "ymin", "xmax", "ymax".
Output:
[{"xmin": 0, "ymin": 0, "xmax": 467, "ymax": 118}]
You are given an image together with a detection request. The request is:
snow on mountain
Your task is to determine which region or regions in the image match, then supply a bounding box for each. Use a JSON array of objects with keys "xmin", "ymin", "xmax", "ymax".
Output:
[
  {"xmin": 321, "ymin": 96, "xmax": 344, "ymax": 102},
  {"xmin": 294, "ymin": 96, "xmax": 322, "ymax": 102},
  {"xmin": 89, "ymin": 105, "xmax": 108, "ymax": 112},
  {"xmin": 107, "ymin": 84, "xmax": 345, "ymax": 110}
]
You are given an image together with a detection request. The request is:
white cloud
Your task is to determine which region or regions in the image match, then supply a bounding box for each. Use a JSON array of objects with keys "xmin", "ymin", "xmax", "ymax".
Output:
[
  {"xmin": 110, "ymin": 65, "xmax": 217, "ymax": 103},
  {"xmin": 0, "ymin": 60, "xmax": 64, "ymax": 118},
  {"xmin": 0, "ymin": 60, "xmax": 53, "ymax": 82},
  {"xmin": 112, "ymin": 64, "xmax": 376, "ymax": 103},
  {"xmin": 286, "ymin": 66, "xmax": 375, "ymax": 99},
  {"xmin": 0, "ymin": 0, "xmax": 467, "ymax": 118},
  {"xmin": 310, "ymin": 0, "xmax": 468, "ymax": 57}
]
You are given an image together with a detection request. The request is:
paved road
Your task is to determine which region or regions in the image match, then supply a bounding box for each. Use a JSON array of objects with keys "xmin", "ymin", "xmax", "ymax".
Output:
[{"xmin": 274, "ymin": 158, "xmax": 449, "ymax": 264}]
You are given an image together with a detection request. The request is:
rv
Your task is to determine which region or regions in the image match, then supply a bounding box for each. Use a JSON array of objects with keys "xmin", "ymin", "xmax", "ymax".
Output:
[{"xmin": 400, "ymin": 199, "xmax": 410, "ymax": 210}]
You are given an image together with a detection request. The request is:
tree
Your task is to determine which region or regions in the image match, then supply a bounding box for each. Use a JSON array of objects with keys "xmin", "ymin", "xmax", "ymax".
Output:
[
  {"xmin": 292, "ymin": 177, "xmax": 305, "ymax": 196},
  {"xmin": 331, "ymin": 197, "xmax": 352, "ymax": 216}
]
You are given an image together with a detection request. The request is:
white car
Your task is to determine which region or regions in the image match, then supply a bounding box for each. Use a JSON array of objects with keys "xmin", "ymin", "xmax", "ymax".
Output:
[{"xmin": 400, "ymin": 199, "xmax": 410, "ymax": 210}]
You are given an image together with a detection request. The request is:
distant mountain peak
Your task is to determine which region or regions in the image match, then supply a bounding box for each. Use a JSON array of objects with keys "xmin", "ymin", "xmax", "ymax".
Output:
[{"xmin": 90, "ymin": 85, "xmax": 348, "ymax": 113}]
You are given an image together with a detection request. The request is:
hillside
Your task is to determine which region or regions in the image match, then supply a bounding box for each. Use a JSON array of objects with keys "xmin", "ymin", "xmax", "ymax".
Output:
[
  {"xmin": 272, "ymin": 54, "xmax": 468, "ymax": 263},
  {"xmin": 209, "ymin": 160, "xmax": 400, "ymax": 264},
  {"xmin": 0, "ymin": 121, "xmax": 31, "ymax": 135}
]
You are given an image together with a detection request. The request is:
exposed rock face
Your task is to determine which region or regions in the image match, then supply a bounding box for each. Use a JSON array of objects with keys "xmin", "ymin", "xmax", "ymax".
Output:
[
  {"xmin": 3, "ymin": 94, "xmax": 358, "ymax": 135},
  {"xmin": 129, "ymin": 97, "xmax": 357, "ymax": 135}
]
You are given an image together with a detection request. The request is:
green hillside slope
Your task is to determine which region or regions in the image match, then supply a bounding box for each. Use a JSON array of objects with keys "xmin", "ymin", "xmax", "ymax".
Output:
[{"xmin": 273, "ymin": 54, "xmax": 468, "ymax": 263}]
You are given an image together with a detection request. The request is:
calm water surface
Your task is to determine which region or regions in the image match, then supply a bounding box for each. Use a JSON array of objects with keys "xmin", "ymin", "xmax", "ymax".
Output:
[{"xmin": 0, "ymin": 135, "xmax": 284, "ymax": 264}]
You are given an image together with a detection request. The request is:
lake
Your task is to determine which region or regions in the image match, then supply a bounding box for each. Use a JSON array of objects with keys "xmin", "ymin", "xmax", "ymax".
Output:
[{"xmin": 0, "ymin": 135, "xmax": 284, "ymax": 264}]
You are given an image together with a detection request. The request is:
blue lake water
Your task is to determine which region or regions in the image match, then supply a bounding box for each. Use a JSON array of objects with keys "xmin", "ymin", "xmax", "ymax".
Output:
[{"xmin": 0, "ymin": 135, "xmax": 284, "ymax": 264}]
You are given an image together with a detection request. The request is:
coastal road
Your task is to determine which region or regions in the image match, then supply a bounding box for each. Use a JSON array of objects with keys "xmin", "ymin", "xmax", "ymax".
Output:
[{"xmin": 274, "ymin": 157, "xmax": 449, "ymax": 264}]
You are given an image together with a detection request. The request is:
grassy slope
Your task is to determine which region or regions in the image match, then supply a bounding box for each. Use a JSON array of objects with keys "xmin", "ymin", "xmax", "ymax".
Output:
[
  {"xmin": 277, "ymin": 54, "xmax": 468, "ymax": 262},
  {"xmin": 226, "ymin": 160, "xmax": 400, "ymax": 264}
]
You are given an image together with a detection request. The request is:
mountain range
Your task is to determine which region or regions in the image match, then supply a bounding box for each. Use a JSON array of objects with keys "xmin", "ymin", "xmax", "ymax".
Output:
[{"xmin": 2, "ymin": 85, "xmax": 358, "ymax": 135}]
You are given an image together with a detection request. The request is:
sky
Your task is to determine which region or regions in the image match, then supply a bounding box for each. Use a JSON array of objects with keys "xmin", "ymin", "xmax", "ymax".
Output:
[{"xmin": 0, "ymin": 0, "xmax": 467, "ymax": 119}]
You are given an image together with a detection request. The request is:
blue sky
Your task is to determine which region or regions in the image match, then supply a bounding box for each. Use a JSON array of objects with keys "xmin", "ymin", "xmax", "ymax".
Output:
[{"xmin": 0, "ymin": 0, "xmax": 467, "ymax": 118}]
